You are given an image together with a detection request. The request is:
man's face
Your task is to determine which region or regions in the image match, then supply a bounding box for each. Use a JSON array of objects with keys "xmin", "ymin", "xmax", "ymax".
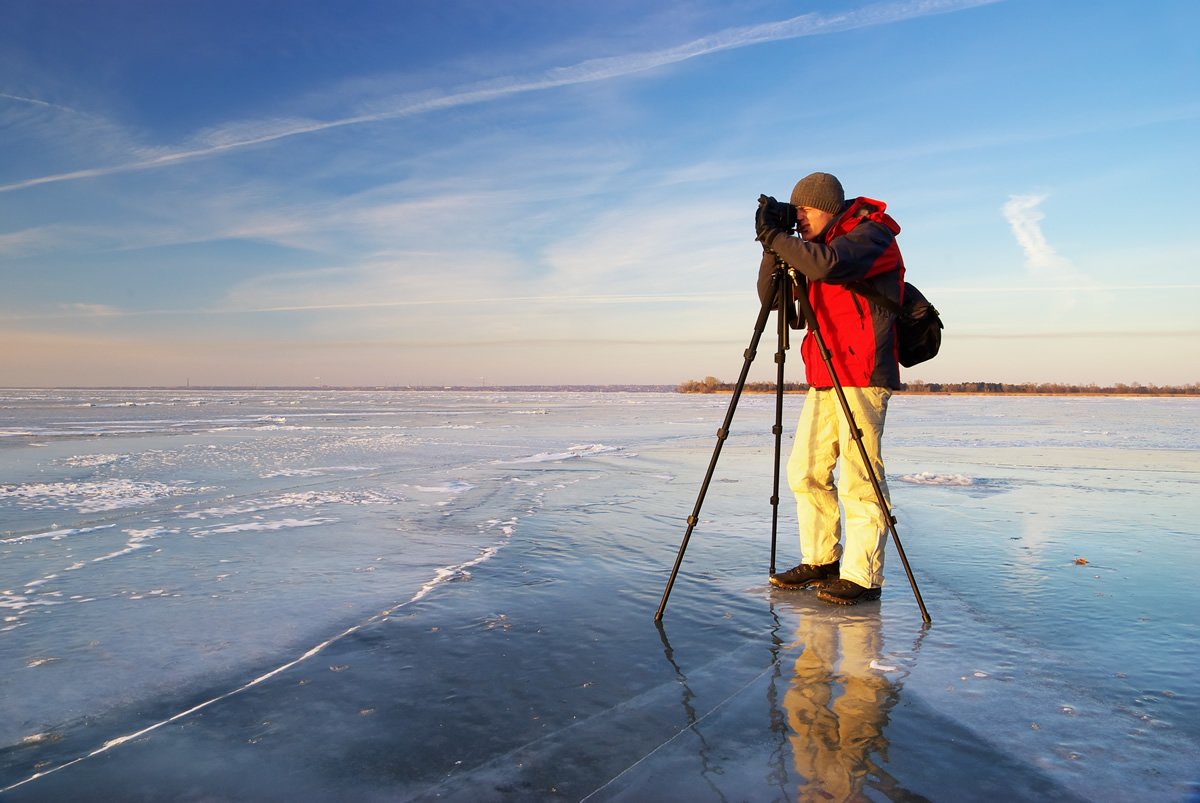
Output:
[{"xmin": 796, "ymin": 206, "xmax": 835, "ymax": 241}]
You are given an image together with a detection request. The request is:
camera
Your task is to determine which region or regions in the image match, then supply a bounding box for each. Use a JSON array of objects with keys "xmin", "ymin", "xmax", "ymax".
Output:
[{"xmin": 757, "ymin": 194, "xmax": 797, "ymax": 234}]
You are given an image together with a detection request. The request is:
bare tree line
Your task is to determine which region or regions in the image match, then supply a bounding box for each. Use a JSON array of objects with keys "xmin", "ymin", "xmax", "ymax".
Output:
[{"xmin": 678, "ymin": 377, "xmax": 1200, "ymax": 396}]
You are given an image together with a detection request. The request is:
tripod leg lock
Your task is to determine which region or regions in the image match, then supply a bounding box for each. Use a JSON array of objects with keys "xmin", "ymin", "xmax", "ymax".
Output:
[
  {"xmin": 745, "ymin": 348, "xmax": 756, "ymax": 360},
  {"xmin": 772, "ymin": 424, "xmax": 783, "ymax": 436},
  {"xmin": 716, "ymin": 427, "xmax": 728, "ymax": 440}
]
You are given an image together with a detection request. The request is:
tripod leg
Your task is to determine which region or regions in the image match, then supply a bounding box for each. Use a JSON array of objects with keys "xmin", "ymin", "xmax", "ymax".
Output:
[
  {"xmin": 788, "ymin": 270, "xmax": 932, "ymax": 623},
  {"xmin": 655, "ymin": 274, "xmax": 784, "ymax": 621},
  {"xmin": 770, "ymin": 269, "xmax": 791, "ymax": 576}
]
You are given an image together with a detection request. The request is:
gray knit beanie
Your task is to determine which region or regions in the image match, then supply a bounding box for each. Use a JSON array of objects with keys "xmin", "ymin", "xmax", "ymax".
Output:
[{"xmin": 790, "ymin": 172, "xmax": 845, "ymax": 215}]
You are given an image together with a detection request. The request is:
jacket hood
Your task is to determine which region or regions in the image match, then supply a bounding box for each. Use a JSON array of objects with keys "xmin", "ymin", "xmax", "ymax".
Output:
[{"xmin": 838, "ymin": 196, "xmax": 900, "ymax": 237}]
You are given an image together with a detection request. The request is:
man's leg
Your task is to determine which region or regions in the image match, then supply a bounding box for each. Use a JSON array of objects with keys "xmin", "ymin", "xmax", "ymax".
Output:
[
  {"xmin": 831, "ymin": 386, "xmax": 891, "ymax": 590},
  {"xmin": 787, "ymin": 388, "xmax": 842, "ymax": 565}
]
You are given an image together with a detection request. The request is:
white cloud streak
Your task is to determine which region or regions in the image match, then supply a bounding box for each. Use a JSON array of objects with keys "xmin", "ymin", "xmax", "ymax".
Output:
[
  {"xmin": 0, "ymin": 92, "xmax": 84, "ymax": 114},
  {"xmin": 1001, "ymin": 192, "xmax": 1092, "ymax": 291},
  {"xmin": 1003, "ymin": 193, "xmax": 1064, "ymax": 272},
  {"xmin": 18, "ymin": 285, "xmax": 1185, "ymax": 320},
  {"xmin": 0, "ymin": 0, "xmax": 999, "ymax": 195},
  {"xmin": 0, "ymin": 226, "xmax": 64, "ymax": 257},
  {"xmin": 57, "ymin": 303, "xmax": 121, "ymax": 317},
  {"xmin": 0, "ymin": 292, "xmax": 739, "ymax": 321}
]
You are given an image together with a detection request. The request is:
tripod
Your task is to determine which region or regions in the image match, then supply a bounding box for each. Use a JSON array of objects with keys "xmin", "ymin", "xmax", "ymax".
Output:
[{"xmin": 655, "ymin": 258, "xmax": 931, "ymax": 623}]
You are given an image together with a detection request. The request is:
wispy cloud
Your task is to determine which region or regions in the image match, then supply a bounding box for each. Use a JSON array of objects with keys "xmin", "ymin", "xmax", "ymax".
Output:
[
  {"xmin": 0, "ymin": 226, "xmax": 64, "ymax": 257},
  {"xmin": 0, "ymin": 0, "xmax": 999, "ymax": 195},
  {"xmin": 241, "ymin": 292, "xmax": 732, "ymax": 314},
  {"xmin": 58, "ymin": 303, "xmax": 120, "ymax": 317},
  {"xmin": 0, "ymin": 292, "xmax": 737, "ymax": 320},
  {"xmin": 1002, "ymin": 193, "xmax": 1077, "ymax": 279},
  {"xmin": 0, "ymin": 93, "xmax": 86, "ymax": 115}
]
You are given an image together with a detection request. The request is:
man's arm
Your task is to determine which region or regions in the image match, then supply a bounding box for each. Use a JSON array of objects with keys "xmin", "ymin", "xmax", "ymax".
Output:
[
  {"xmin": 757, "ymin": 249, "xmax": 802, "ymax": 329},
  {"xmin": 767, "ymin": 220, "xmax": 895, "ymax": 284}
]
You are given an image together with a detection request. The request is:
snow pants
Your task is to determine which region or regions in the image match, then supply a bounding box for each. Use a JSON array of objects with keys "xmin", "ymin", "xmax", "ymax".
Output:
[{"xmin": 787, "ymin": 386, "xmax": 892, "ymax": 588}]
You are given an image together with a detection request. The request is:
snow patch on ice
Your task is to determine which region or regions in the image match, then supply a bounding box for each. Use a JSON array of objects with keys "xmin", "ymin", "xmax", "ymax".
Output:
[
  {"xmin": 260, "ymin": 466, "xmax": 375, "ymax": 478},
  {"xmin": 0, "ymin": 479, "xmax": 199, "ymax": 512},
  {"xmin": 58, "ymin": 453, "xmax": 131, "ymax": 468},
  {"xmin": 499, "ymin": 444, "xmax": 622, "ymax": 464},
  {"xmin": 184, "ymin": 489, "xmax": 402, "ymax": 519},
  {"xmin": 897, "ymin": 472, "xmax": 975, "ymax": 486},
  {"xmin": 192, "ymin": 517, "xmax": 338, "ymax": 536},
  {"xmin": 0, "ymin": 524, "xmax": 117, "ymax": 544},
  {"xmin": 0, "ymin": 591, "xmax": 63, "ymax": 612},
  {"xmin": 413, "ymin": 481, "xmax": 474, "ymax": 494},
  {"xmin": 247, "ymin": 424, "xmax": 314, "ymax": 432},
  {"xmin": 89, "ymin": 528, "xmax": 174, "ymax": 563}
]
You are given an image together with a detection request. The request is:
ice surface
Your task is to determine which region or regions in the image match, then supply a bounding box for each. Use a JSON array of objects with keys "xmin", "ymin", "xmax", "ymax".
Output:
[{"xmin": 1, "ymin": 390, "xmax": 1197, "ymax": 800}]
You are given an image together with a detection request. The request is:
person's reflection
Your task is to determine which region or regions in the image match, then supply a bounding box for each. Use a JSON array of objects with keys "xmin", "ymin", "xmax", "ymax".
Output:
[{"xmin": 777, "ymin": 602, "xmax": 924, "ymax": 802}]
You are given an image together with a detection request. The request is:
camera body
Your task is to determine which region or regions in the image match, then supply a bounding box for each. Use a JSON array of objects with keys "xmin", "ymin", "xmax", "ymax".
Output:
[{"xmin": 757, "ymin": 194, "xmax": 797, "ymax": 234}]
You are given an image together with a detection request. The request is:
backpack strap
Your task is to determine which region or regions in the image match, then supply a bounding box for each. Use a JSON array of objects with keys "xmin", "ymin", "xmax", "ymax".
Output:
[{"xmin": 846, "ymin": 281, "xmax": 902, "ymax": 315}]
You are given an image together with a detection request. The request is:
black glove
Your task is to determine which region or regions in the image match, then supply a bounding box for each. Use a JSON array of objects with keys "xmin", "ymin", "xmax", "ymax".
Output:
[{"xmin": 755, "ymin": 195, "xmax": 795, "ymax": 246}]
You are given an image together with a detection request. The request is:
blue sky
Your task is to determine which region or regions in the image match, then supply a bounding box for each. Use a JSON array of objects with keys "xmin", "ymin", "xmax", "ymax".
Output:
[{"xmin": 2, "ymin": 0, "xmax": 1197, "ymax": 388}]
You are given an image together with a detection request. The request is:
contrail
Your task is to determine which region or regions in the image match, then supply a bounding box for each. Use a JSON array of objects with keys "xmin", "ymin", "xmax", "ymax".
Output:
[
  {"xmin": 0, "ymin": 0, "xmax": 999, "ymax": 194},
  {"xmin": 0, "ymin": 92, "xmax": 87, "ymax": 114},
  {"xmin": 1003, "ymin": 193, "xmax": 1064, "ymax": 272}
]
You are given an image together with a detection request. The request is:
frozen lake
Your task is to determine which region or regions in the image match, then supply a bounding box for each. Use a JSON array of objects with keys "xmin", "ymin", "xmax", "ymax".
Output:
[{"xmin": 1, "ymin": 389, "xmax": 1197, "ymax": 800}]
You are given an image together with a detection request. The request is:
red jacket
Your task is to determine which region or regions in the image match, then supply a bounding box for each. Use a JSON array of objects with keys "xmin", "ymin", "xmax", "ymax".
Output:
[{"xmin": 758, "ymin": 197, "xmax": 905, "ymax": 388}]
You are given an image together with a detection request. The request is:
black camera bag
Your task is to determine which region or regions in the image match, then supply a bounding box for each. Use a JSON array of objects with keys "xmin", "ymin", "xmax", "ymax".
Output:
[{"xmin": 847, "ymin": 281, "xmax": 943, "ymax": 367}]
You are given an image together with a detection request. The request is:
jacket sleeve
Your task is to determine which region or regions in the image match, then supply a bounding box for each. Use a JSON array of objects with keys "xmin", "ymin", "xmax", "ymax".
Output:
[
  {"xmin": 767, "ymin": 220, "xmax": 895, "ymax": 284},
  {"xmin": 757, "ymin": 248, "xmax": 802, "ymax": 329},
  {"xmin": 757, "ymin": 249, "xmax": 778, "ymax": 305}
]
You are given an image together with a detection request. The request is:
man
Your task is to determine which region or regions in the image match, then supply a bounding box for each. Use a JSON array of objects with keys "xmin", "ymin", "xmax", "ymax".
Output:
[{"xmin": 754, "ymin": 172, "xmax": 904, "ymax": 605}]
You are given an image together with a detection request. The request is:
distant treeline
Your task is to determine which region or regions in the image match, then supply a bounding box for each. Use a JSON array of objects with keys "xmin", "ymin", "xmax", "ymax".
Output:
[
  {"xmin": 678, "ymin": 377, "xmax": 1200, "ymax": 396},
  {"xmin": 901, "ymin": 380, "xmax": 1200, "ymax": 395},
  {"xmin": 678, "ymin": 377, "xmax": 809, "ymax": 394}
]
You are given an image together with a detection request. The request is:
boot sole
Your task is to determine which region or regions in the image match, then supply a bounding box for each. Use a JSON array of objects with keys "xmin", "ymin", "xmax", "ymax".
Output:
[
  {"xmin": 816, "ymin": 588, "xmax": 882, "ymax": 605},
  {"xmin": 768, "ymin": 576, "xmax": 835, "ymax": 589}
]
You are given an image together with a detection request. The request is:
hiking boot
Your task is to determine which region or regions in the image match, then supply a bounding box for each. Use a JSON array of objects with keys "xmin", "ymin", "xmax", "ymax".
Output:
[
  {"xmin": 769, "ymin": 561, "xmax": 839, "ymax": 589},
  {"xmin": 816, "ymin": 578, "xmax": 882, "ymax": 605}
]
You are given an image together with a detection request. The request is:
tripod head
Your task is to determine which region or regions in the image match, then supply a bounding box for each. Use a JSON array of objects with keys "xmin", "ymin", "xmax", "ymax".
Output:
[
  {"xmin": 777, "ymin": 257, "xmax": 807, "ymax": 295},
  {"xmin": 764, "ymin": 254, "xmax": 808, "ymax": 332}
]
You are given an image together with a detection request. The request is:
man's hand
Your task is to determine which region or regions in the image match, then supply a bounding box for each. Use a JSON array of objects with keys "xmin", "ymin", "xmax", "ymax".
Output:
[{"xmin": 755, "ymin": 195, "xmax": 795, "ymax": 246}]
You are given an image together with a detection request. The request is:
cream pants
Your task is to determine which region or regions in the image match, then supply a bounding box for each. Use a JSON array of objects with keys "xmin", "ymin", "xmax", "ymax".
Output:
[{"xmin": 787, "ymin": 386, "xmax": 891, "ymax": 588}]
